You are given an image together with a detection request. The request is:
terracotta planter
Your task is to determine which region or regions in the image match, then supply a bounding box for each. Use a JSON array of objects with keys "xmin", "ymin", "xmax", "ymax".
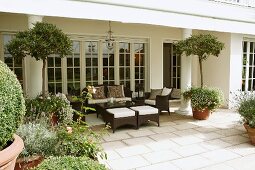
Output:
[
  {"xmin": 192, "ymin": 108, "xmax": 211, "ymax": 120},
  {"xmin": 0, "ymin": 134, "xmax": 24, "ymax": 170},
  {"xmin": 244, "ymin": 123, "xmax": 255, "ymax": 145},
  {"xmin": 15, "ymin": 155, "xmax": 43, "ymax": 170}
]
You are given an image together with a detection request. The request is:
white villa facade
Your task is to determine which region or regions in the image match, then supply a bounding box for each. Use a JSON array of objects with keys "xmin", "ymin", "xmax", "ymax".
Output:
[{"xmin": 0, "ymin": 0, "xmax": 255, "ymax": 111}]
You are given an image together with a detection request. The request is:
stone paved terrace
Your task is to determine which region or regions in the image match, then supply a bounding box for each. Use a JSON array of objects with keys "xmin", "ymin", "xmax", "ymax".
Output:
[{"xmin": 97, "ymin": 109, "xmax": 255, "ymax": 170}]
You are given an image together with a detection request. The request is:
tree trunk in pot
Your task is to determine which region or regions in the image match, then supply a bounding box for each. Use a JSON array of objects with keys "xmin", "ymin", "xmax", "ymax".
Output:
[{"xmin": 0, "ymin": 134, "xmax": 24, "ymax": 170}]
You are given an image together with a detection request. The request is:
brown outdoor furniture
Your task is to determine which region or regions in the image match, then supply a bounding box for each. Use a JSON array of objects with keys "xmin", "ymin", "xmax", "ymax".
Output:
[
  {"xmin": 130, "ymin": 105, "xmax": 160, "ymax": 128},
  {"xmin": 105, "ymin": 108, "xmax": 138, "ymax": 133}
]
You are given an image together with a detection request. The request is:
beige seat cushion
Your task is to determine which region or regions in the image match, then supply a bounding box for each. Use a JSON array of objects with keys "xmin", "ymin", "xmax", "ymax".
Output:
[
  {"xmin": 144, "ymin": 99, "xmax": 156, "ymax": 106},
  {"xmin": 130, "ymin": 106, "xmax": 158, "ymax": 115},
  {"xmin": 88, "ymin": 98, "xmax": 108, "ymax": 104},
  {"xmin": 115, "ymin": 97, "xmax": 131, "ymax": 102},
  {"xmin": 106, "ymin": 108, "xmax": 136, "ymax": 118}
]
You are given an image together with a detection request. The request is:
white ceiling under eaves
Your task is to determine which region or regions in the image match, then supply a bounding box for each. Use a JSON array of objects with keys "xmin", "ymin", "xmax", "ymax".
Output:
[{"xmin": 1, "ymin": 0, "xmax": 255, "ymax": 35}]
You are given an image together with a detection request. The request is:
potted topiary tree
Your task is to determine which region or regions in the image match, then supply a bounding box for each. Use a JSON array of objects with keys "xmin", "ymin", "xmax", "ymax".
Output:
[
  {"xmin": 183, "ymin": 87, "xmax": 224, "ymax": 120},
  {"xmin": 175, "ymin": 34, "xmax": 224, "ymax": 88},
  {"xmin": 0, "ymin": 60, "xmax": 26, "ymax": 170},
  {"xmin": 6, "ymin": 22, "xmax": 72, "ymax": 99}
]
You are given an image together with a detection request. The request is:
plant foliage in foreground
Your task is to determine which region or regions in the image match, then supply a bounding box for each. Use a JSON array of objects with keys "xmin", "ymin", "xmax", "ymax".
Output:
[{"xmin": 33, "ymin": 156, "xmax": 107, "ymax": 170}]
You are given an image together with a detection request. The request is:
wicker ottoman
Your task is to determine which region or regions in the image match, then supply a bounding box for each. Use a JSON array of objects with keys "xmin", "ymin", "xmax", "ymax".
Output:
[
  {"xmin": 130, "ymin": 106, "xmax": 160, "ymax": 128},
  {"xmin": 106, "ymin": 107, "xmax": 138, "ymax": 133}
]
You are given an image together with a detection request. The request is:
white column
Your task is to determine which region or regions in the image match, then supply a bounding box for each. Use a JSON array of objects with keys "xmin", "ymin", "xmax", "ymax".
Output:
[
  {"xmin": 175, "ymin": 28, "xmax": 192, "ymax": 115},
  {"xmin": 26, "ymin": 15, "xmax": 43, "ymax": 98}
]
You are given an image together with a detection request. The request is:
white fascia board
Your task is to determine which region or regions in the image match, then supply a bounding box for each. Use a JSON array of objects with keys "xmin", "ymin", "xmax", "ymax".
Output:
[
  {"xmin": 0, "ymin": 0, "xmax": 255, "ymax": 35},
  {"xmin": 83, "ymin": 0, "xmax": 255, "ymax": 23}
]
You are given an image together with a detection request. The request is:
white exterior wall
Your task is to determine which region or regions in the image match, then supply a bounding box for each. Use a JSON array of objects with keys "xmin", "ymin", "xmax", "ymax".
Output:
[
  {"xmin": 229, "ymin": 33, "xmax": 243, "ymax": 108},
  {"xmin": 0, "ymin": 13, "xmax": 183, "ymax": 91}
]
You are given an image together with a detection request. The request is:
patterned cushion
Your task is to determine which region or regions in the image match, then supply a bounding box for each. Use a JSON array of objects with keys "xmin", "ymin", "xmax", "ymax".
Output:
[
  {"xmin": 92, "ymin": 86, "xmax": 106, "ymax": 99},
  {"xmin": 170, "ymin": 88, "xmax": 181, "ymax": 99},
  {"xmin": 108, "ymin": 85, "xmax": 125, "ymax": 98},
  {"xmin": 148, "ymin": 89, "xmax": 163, "ymax": 100}
]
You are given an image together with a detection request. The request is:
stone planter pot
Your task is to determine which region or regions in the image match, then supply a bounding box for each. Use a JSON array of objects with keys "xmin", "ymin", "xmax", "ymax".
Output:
[
  {"xmin": 15, "ymin": 155, "xmax": 43, "ymax": 170},
  {"xmin": 244, "ymin": 123, "xmax": 255, "ymax": 145},
  {"xmin": 0, "ymin": 134, "xmax": 24, "ymax": 170},
  {"xmin": 192, "ymin": 108, "xmax": 211, "ymax": 120}
]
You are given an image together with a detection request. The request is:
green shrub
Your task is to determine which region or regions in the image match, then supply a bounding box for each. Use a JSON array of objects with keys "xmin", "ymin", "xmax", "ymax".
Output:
[
  {"xmin": 25, "ymin": 93, "xmax": 73, "ymax": 125},
  {"xmin": 33, "ymin": 156, "xmax": 107, "ymax": 170},
  {"xmin": 234, "ymin": 91, "xmax": 255, "ymax": 128},
  {"xmin": 53, "ymin": 123, "xmax": 106, "ymax": 160},
  {"xmin": 183, "ymin": 87, "xmax": 224, "ymax": 111},
  {"xmin": 16, "ymin": 122, "xmax": 57, "ymax": 158},
  {"xmin": 0, "ymin": 60, "xmax": 25, "ymax": 150}
]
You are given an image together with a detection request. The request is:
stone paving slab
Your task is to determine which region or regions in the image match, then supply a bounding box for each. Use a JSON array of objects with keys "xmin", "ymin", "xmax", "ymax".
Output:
[{"xmin": 98, "ymin": 110, "xmax": 255, "ymax": 170}]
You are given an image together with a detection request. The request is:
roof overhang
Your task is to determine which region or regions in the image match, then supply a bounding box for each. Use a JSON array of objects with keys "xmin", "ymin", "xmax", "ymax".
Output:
[{"xmin": 1, "ymin": 0, "xmax": 255, "ymax": 35}]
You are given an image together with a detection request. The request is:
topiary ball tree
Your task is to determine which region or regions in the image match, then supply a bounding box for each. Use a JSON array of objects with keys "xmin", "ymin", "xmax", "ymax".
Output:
[
  {"xmin": 0, "ymin": 60, "xmax": 25, "ymax": 150},
  {"xmin": 175, "ymin": 34, "xmax": 224, "ymax": 88},
  {"xmin": 6, "ymin": 22, "xmax": 72, "ymax": 98}
]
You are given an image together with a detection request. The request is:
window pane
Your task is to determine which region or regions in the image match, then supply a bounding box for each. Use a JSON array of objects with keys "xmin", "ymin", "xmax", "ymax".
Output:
[
  {"xmin": 55, "ymin": 68, "xmax": 62, "ymax": 81},
  {"xmin": 120, "ymin": 68, "xmax": 124, "ymax": 79},
  {"xmin": 135, "ymin": 54, "xmax": 139, "ymax": 66},
  {"xmin": 103, "ymin": 68, "xmax": 108, "ymax": 80},
  {"xmin": 120, "ymin": 54, "xmax": 124, "ymax": 66},
  {"xmin": 140, "ymin": 54, "xmax": 144, "ymax": 66},
  {"xmin": 249, "ymin": 54, "xmax": 253, "ymax": 66},
  {"xmin": 5, "ymin": 57, "xmax": 13, "ymax": 66},
  {"xmin": 109, "ymin": 54, "xmax": 114, "ymax": 66},
  {"xmin": 249, "ymin": 67, "xmax": 252, "ymax": 78},
  {"xmin": 55, "ymin": 57, "xmax": 61, "ymax": 67},
  {"xmin": 242, "ymin": 67, "xmax": 246, "ymax": 79},
  {"xmin": 250, "ymin": 42, "xmax": 254, "ymax": 53},
  {"xmin": 92, "ymin": 58, "xmax": 98, "ymax": 66},
  {"xmin": 67, "ymin": 68, "xmax": 73, "ymax": 81},
  {"xmin": 243, "ymin": 41, "xmax": 247, "ymax": 52},
  {"xmin": 93, "ymin": 68, "xmax": 98, "ymax": 80},
  {"xmin": 48, "ymin": 83, "xmax": 55, "ymax": 93},
  {"xmin": 48, "ymin": 68, "xmax": 54, "ymax": 81},
  {"xmin": 15, "ymin": 68, "xmax": 23, "ymax": 81},
  {"xmin": 140, "ymin": 67, "xmax": 144, "ymax": 79},
  {"xmin": 74, "ymin": 57, "xmax": 80, "ymax": 67},
  {"xmin": 73, "ymin": 41, "xmax": 80, "ymax": 54},
  {"xmin": 126, "ymin": 54, "xmax": 130, "ymax": 66},
  {"xmin": 243, "ymin": 54, "xmax": 247, "ymax": 65},
  {"xmin": 109, "ymin": 68, "xmax": 114, "ymax": 80},
  {"xmin": 126, "ymin": 68, "xmax": 130, "ymax": 79},
  {"xmin": 67, "ymin": 58, "xmax": 73, "ymax": 67},
  {"xmin": 74, "ymin": 68, "xmax": 80, "ymax": 80},
  {"xmin": 86, "ymin": 68, "xmax": 91, "ymax": 81},
  {"xmin": 56, "ymin": 83, "xmax": 62, "ymax": 93},
  {"xmin": 86, "ymin": 58, "xmax": 91, "ymax": 66},
  {"xmin": 103, "ymin": 58, "xmax": 108, "ymax": 66},
  {"xmin": 48, "ymin": 57, "xmax": 54, "ymax": 67},
  {"xmin": 135, "ymin": 67, "xmax": 139, "ymax": 79}
]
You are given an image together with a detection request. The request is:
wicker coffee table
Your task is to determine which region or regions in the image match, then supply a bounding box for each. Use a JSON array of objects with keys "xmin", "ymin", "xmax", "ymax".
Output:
[{"xmin": 95, "ymin": 101, "xmax": 141, "ymax": 132}]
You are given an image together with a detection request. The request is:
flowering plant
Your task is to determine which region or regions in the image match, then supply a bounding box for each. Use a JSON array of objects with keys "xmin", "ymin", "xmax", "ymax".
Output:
[
  {"xmin": 233, "ymin": 91, "xmax": 255, "ymax": 128},
  {"xmin": 183, "ymin": 87, "xmax": 224, "ymax": 111},
  {"xmin": 71, "ymin": 86, "xmax": 96, "ymax": 121},
  {"xmin": 25, "ymin": 93, "xmax": 73, "ymax": 125}
]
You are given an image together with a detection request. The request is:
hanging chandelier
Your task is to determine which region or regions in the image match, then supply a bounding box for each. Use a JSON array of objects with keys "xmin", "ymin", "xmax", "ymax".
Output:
[{"xmin": 105, "ymin": 21, "xmax": 114, "ymax": 50}]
